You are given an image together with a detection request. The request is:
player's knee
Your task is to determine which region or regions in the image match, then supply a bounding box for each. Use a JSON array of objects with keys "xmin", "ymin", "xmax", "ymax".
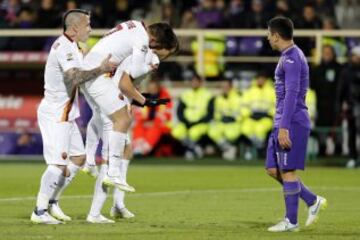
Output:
[
  {"xmin": 71, "ymin": 155, "xmax": 86, "ymax": 167},
  {"xmin": 266, "ymin": 168, "xmax": 278, "ymax": 178},
  {"xmin": 113, "ymin": 115, "xmax": 132, "ymax": 132}
]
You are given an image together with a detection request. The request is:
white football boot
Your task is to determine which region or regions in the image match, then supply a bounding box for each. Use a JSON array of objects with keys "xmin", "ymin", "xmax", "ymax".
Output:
[
  {"xmin": 81, "ymin": 163, "xmax": 99, "ymax": 178},
  {"xmin": 49, "ymin": 202, "xmax": 71, "ymax": 222},
  {"xmin": 268, "ymin": 218, "xmax": 299, "ymax": 232},
  {"xmin": 31, "ymin": 211, "xmax": 62, "ymax": 224},
  {"xmin": 110, "ymin": 207, "xmax": 135, "ymax": 219},
  {"xmin": 102, "ymin": 174, "xmax": 135, "ymax": 193},
  {"xmin": 86, "ymin": 214, "xmax": 115, "ymax": 224},
  {"xmin": 305, "ymin": 196, "xmax": 328, "ymax": 227}
]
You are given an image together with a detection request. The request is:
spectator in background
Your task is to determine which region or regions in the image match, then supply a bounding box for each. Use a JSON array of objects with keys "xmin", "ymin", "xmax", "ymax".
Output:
[
  {"xmin": 322, "ymin": 17, "xmax": 347, "ymax": 58},
  {"xmin": 65, "ymin": 0, "xmax": 77, "ymax": 11},
  {"xmin": 195, "ymin": 0, "xmax": 225, "ymax": 28},
  {"xmin": 312, "ymin": 45, "xmax": 343, "ymax": 128},
  {"xmin": 208, "ymin": 80, "xmax": 248, "ymax": 161},
  {"xmin": 336, "ymin": 0, "xmax": 360, "ymax": 29},
  {"xmin": 106, "ymin": 0, "xmax": 132, "ymax": 27},
  {"xmin": 274, "ymin": 0, "xmax": 292, "ymax": 18},
  {"xmin": 172, "ymin": 73, "xmax": 214, "ymax": 160},
  {"xmin": 226, "ymin": 0, "xmax": 247, "ymax": 28},
  {"xmin": 0, "ymin": 131, "xmax": 42, "ymax": 155},
  {"xmin": 178, "ymin": 9, "xmax": 197, "ymax": 54},
  {"xmin": 245, "ymin": 0, "xmax": 269, "ymax": 29},
  {"xmin": 241, "ymin": 72, "xmax": 275, "ymax": 147},
  {"xmin": 36, "ymin": 0, "xmax": 61, "ymax": 28},
  {"xmin": 311, "ymin": 45, "xmax": 342, "ymax": 157},
  {"xmin": 89, "ymin": 3, "xmax": 105, "ymax": 28},
  {"xmin": 337, "ymin": 46, "xmax": 360, "ymax": 168},
  {"xmin": 132, "ymin": 78, "xmax": 172, "ymax": 156},
  {"xmin": 2, "ymin": 0, "xmax": 20, "ymax": 26},
  {"xmin": 14, "ymin": 131, "xmax": 43, "ymax": 155},
  {"xmin": 191, "ymin": 32, "xmax": 226, "ymax": 80},
  {"xmin": 161, "ymin": 0, "xmax": 180, "ymax": 27},
  {"xmin": 313, "ymin": 0, "xmax": 336, "ymax": 19},
  {"xmin": 13, "ymin": 6, "xmax": 35, "ymax": 28},
  {"xmin": 295, "ymin": 3, "xmax": 322, "ymax": 56},
  {"xmin": 296, "ymin": 3, "xmax": 322, "ymax": 29},
  {"xmin": 10, "ymin": 6, "xmax": 41, "ymax": 50}
]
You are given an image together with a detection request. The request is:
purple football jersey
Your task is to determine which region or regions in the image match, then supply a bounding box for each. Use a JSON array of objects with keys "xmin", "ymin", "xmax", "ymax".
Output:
[{"xmin": 273, "ymin": 45, "xmax": 311, "ymax": 129}]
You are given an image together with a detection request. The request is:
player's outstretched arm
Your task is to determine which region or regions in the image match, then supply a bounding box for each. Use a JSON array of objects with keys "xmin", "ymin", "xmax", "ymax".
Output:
[
  {"xmin": 119, "ymin": 72, "xmax": 146, "ymax": 105},
  {"xmin": 64, "ymin": 54, "xmax": 118, "ymax": 88}
]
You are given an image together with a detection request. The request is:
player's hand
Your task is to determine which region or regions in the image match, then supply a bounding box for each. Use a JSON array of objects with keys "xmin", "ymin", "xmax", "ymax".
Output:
[
  {"xmin": 132, "ymin": 98, "xmax": 170, "ymax": 107},
  {"xmin": 278, "ymin": 128, "xmax": 292, "ymax": 150},
  {"xmin": 149, "ymin": 63, "xmax": 159, "ymax": 71},
  {"xmin": 100, "ymin": 54, "xmax": 118, "ymax": 73},
  {"xmin": 144, "ymin": 98, "xmax": 170, "ymax": 107}
]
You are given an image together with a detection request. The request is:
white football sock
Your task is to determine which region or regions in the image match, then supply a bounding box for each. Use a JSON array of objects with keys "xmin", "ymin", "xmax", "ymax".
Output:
[
  {"xmin": 119, "ymin": 159, "xmax": 130, "ymax": 183},
  {"xmin": 89, "ymin": 164, "xmax": 109, "ymax": 216},
  {"xmin": 36, "ymin": 165, "xmax": 63, "ymax": 211},
  {"xmin": 113, "ymin": 188, "xmax": 125, "ymax": 210},
  {"xmin": 85, "ymin": 116, "xmax": 101, "ymax": 166},
  {"xmin": 108, "ymin": 131, "xmax": 127, "ymax": 177},
  {"xmin": 50, "ymin": 162, "xmax": 80, "ymax": 202}
]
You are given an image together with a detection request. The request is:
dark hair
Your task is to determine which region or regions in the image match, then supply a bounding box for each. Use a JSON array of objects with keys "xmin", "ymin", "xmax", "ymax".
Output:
[
  {"xmin": 268, "ymin": 16, "xmax": 294, "ymax": 40},
  {"xmin": 148, "ymin": 22, "xmax": 179, "ymax": 53},
  {"xmin": 63, "ymin": 9, "xmax": 90, "ymax": 31}
]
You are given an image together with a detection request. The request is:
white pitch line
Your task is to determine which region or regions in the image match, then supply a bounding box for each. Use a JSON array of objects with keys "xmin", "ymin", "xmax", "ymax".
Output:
[{"xmin": 0, "ymin": 186, "xmax": 359, "ymax": 203}]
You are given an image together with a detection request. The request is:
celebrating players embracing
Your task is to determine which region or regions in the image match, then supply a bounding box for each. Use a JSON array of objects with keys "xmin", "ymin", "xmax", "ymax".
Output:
[{"xmin": 31, "ymin": 9, "xmax": 117, "ymax": 224}]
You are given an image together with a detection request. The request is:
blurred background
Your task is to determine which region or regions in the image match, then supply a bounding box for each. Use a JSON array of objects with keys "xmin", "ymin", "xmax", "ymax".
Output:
[{"xmin": 0, "ymin": 0, "xmax": 359, "ymax": 167}]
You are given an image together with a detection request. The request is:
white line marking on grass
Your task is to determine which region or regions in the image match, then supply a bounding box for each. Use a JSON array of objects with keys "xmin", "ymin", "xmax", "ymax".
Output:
[{"xmin": 0, "ymin": 186, "xmax": 359, "ymax": 203}]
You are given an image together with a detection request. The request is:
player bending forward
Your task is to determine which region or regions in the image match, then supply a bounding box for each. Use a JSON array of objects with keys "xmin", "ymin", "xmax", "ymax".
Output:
[
  {"xmin": 83, "ymin": 50, "xmax": 168, "ymax": 223},
  {"xmin": 81, "ymin": 20, "xmax": 178, "ymax": 192},
  {"xmin": 31, "ymin": 9, "xmax": 117, "ymax": 224},
  {"xmin": 265, "ymin": 17, "xmax": 327, "ymax": 232}
]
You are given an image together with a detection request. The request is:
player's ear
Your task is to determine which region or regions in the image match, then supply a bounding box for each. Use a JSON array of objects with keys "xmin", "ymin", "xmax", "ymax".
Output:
[{"xmin": 149, "ymin": 39, "xmax": 160, "ymax": 49}]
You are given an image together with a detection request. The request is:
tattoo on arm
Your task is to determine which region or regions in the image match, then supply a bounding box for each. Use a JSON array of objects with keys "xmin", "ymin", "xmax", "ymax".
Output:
[{"xmin": 64, "ymin": 67, "xmax": 102, "ymax": 89}]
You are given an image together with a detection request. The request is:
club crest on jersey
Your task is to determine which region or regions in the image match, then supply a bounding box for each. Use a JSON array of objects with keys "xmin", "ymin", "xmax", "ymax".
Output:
[
  {"xmin": 66, "ymin": 53, "xmax": 74, "ymax": 61},
  {"xmin": 141, "ymin": 45, "xmax": 148, "ymax": 53}
]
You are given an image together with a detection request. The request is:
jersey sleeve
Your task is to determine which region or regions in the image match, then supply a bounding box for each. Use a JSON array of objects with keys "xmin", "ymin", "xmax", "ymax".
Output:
[
  {"xmin": 280, "ymin": 56, "xmax": 301, "ymax": 129},
  {"xmin": 125, "ymin": 46, "xmax": 152, "ymax": 79},
  {"xmin": 56, "ymin": 43, "xmax": 81, "ymax": 72},
  {"xmin": 112, "ymin": 56, "xmax": 132, "ymax": 86}
]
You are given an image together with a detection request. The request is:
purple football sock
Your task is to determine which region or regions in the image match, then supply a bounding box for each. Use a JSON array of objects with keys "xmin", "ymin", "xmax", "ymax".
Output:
[
  {"xmin": 283, "ymin": 181, "xmax": 300, "ymax": 225},
  {"xmin": 299, "ymin": 181, "xmax": 317, "ymax": 207}
]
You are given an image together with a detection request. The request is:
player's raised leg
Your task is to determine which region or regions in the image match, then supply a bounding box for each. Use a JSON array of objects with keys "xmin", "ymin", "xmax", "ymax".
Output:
[
  {"xmin": 103, "ymin": 106, "xmax": 135, "ymax": 192},
  {"xmin": 82, "ymin": 114, "xmax": 101, "ymax": 178}
]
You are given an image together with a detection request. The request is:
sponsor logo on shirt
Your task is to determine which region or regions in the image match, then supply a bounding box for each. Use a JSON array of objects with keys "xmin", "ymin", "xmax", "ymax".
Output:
[
  {"xmin": 285, "ymin": 59, "xmax": 294, "ymax": 64},
  {"xmin": 66, "ymin": 53, "xmax": 74, "ymax": 61},
  {"xmin": 141, "ymin": 45, "xmax": 148, "ymax": 53}
]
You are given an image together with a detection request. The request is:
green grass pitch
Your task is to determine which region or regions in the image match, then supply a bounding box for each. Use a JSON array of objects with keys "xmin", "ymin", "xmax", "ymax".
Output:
[{"xmin": 0, "ymin": 159, "xmax": 359, "ymax": 240}]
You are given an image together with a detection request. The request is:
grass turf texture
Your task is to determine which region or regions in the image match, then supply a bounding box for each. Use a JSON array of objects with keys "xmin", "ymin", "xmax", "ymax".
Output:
[{"xmin": 0, "ymin": 158, "xmax": 359, "ymax": 240}]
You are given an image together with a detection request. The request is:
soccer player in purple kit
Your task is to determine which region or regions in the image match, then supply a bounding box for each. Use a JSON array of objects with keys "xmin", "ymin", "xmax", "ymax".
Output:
[{"xmin": 265, "ymin": 17, "xmax": 328, "ymax": 232}]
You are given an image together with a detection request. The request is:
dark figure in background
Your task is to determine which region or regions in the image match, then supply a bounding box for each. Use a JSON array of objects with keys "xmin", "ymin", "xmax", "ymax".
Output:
[
  {"xmin": 295, "ymin": 3, "xmax": 322, "ymax": 56},
  {"xmin": 311, "ymin": 45, "xmax": 343, "ymax": 155},
  {"xmin": 36, "ymin": 0, "xmax": 61, "ymax": 28},
  {"xmin": 337, "ymin": 46, "xmax": 360, "ymax": 168}
]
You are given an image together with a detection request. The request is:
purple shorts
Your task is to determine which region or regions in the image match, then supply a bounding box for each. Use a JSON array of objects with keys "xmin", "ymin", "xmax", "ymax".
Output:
[{"xmin": 265, "ymin": 123, "xmax": 310, "ymax": 171}]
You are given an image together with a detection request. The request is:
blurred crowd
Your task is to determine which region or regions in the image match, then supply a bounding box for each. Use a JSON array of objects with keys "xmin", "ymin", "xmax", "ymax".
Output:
[
  {"xmin": 1, "ymin": 0, "xmax": 360, "ymax": 29},
  {"xmin": 1, "ymin": 0, "xmax": 360, "ymax": 52}
]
